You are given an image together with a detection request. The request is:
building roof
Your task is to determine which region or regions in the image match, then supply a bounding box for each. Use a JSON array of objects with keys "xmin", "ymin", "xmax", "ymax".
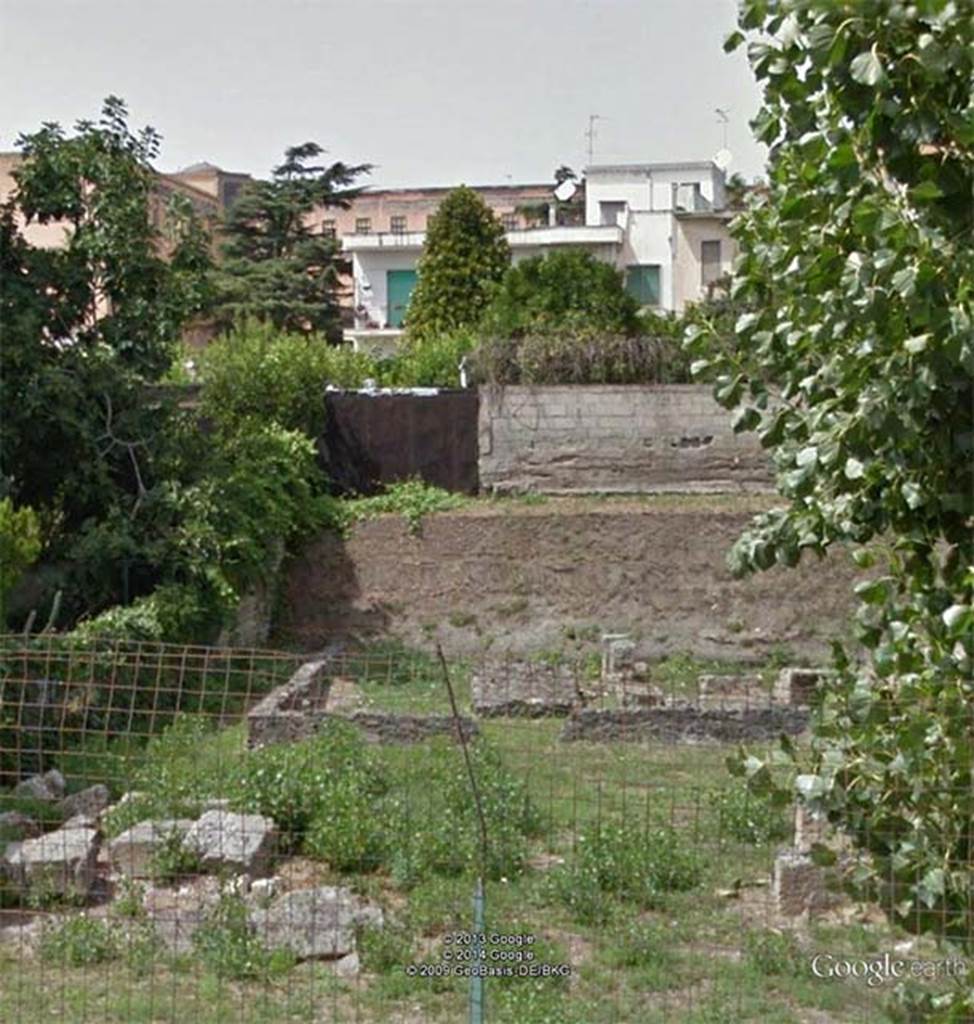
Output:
[
  {"xmin": 177, "ymin": 161, "xmax": 223, "ymax": 173},
  {"xmin": 585, "ymin": 161, "xmax": 719, "ymax": 175},
  {"xmin": 354, "ymin": 182, "xmax": 557, "ymax": 199}
]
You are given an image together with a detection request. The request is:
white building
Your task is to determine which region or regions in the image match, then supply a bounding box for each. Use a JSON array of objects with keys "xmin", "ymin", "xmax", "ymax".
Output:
[{"xmin": 343, "ymin": 160, "xmax": 735, "ymax": 353}]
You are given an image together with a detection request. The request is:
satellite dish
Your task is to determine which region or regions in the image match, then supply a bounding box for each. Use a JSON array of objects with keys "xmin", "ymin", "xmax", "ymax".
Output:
[
  {"xmin": 554, "ymin": 179, "xmax": 577, "ymax": 202},
  {"xmin": 714, "ymin": 148, "xmax": 734, "ymax": 171}
]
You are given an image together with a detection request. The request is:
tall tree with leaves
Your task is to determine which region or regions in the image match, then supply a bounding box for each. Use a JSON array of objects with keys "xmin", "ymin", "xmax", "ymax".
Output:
[
  {"xmin": 0, "ymin": 96, "xmax": 211, "ymax": 535},
  {"xmin": 688, "ymin": 0, "xmax": 974, "ymax": 992},
  {"xmin": 404, "ymin": 185, "xmax": 510, "ymax": 340},
  {"xmin": 214, "ymin": 143, "xmax": 370, "ymax": 341}
]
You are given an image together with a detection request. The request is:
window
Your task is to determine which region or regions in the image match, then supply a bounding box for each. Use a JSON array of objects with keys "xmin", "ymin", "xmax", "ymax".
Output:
[
  {"xmin": 701, "ymin": 240, "xmax": 722, "ymax": 285},
  {"xmin": 675, "ymin": 182, "xmax": 705, "ymax": 211},
  {"xmin": 501, "ymin": 213, "xmax": 518, "ymax": 231},
  {"xmin": 599, "ymin": 201, "xmax": 626, "ymax": 226},
  {"xmin": 390, "ymin": 215, "xmax": 407, "ymax": 234},
  {"xmin": 321, "ymin": 219, "xmax": 336, "ymax": 239},
  {"xmin": 625, "ymin": 265, "xmax": 661, "ymax": 306},
  {"xmin": 355, "ymin": 217, "xmax": 372, "ymax": 234}
]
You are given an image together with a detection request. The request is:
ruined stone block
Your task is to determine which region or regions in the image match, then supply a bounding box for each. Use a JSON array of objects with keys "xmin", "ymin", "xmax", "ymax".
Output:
[
  {"xmin": 773, "ymin": 667, "xmax": 834, "ymax": 706},
  {"xmin": 183, "ymin": 811, "xmax": 277, "ymax": 878},
  {"xmin": 4, "ymin": 823, "xmax": 99, "ymax": 899},
  {"xmin": 108, "ymin": 819, "xmax": 195, "ymax": 879},
  {"xmin": 773, "ymin": 848, "xmax": 833, "ymax": 917},
  {"xmin": 249, "ymin": 886, "xmax": 382, "ymax": 961}
]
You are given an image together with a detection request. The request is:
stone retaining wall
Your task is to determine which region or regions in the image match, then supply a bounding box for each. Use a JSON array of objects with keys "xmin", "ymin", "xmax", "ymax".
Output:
[
  {"xmin": 478, "ymin": 385, "xmax": 773, "ymax": 494},
  {"xmin": 280, "ymin": 501, "xmax": 861, "ymax": 662}
]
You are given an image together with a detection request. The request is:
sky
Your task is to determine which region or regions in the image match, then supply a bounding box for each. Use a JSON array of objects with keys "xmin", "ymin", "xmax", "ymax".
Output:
[{"xmin": 0, "ymin": 0, "xmax": 767, "ymax": 190}]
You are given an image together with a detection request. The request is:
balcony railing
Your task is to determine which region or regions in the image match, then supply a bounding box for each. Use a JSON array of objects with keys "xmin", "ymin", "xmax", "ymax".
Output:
[{"xmin": 351, "ymin": 303, "xmax": 407, "ymax": 332}]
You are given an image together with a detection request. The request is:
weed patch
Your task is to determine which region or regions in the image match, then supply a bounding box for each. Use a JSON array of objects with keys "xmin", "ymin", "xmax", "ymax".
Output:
[
  {"xmin": 193, "ymin": 893, "xmax": 295, "ymax": 981},
  {"xmin": 39, "ymin": 916, "xmax": 119, "ymax": 967},
  {"xmin": 342, "ymin": 479, "xmax": 467, "ymax": 535},
  {"xmin": 550, "ymin": 821, "xmax": 704, "ymax": 924}
]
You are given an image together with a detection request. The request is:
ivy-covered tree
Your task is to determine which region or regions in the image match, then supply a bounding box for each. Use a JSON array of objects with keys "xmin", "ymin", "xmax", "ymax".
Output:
[
  {"xmin": 213, "ymin": 143, "xmax": 370, "ymax": 341},
  {"xmin": 689, "ymin": 0, "xmax": 974, "ymax": 986},
  {"xmin": 483, "ymin": 249, "xmax": 641, "ymax": 336},
  {"xmin": 404, "ymin": 185, "xmax": 510, "ymax": 340},
  {"xmin": 0, "ymin": 97, "xmax": 211, "ymax": 539}
]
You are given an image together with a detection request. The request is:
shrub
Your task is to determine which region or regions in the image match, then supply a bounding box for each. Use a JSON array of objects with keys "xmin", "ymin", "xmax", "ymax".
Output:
[
  {"xmin": 234, "ymin": 721, "xmax": 387, "ymax": 852},
  {"xmin": 472, "ymin": 328, "xmax": 690, "ymax": 386},
  {"xmin": 150, "ymin": 827, "xmax": 202, "ymax": 884},
  {"xmin": 0, "ymin": 499, "xmax": 41, "ymax": 627},
  {"xmin": 112, "ymin": 879, "xmax": 146, "ymax": 920},
  {"xmin": 389, "ymin": 741, "xmax": 543, "ymax": 887},
  {"xmin": 198, "ymin": 318, "xmax": 379, "ymax": 436},
  {"xmin": 603, "ymin": 917, "xmax": 681, "ymax": 972},
  {"xmin": 381, "ymin": 328, "xmax": 475, "ymax": 388},
  {"xmin": 193, "ymin": 893, "xmax": 294, "ymax": 980},
  {"xmin": 39, "ymin": 916, "xmax": 119, "ymax": 967},
  {"xmin": 358, "ymin": 919, "xmax": 414, "ymax": 975},
  {"xmin": 71, "ymin": 582, "xmax": 206, "ymax": 644},
  {"xmin": 482, "ymin": 250, "xmax": 641, "ymax": 337},
  {"xmin": 551, "ymin": 821, "xmax": 703, "ymax": 924},
  {"xmin": 708, "ymin": 779, "xmax": 790, "ymax": 845},
  {"xmin": 101, "ymin": 716, "xmax": 236, "ymax": 836},
  {"xmin": 743, "ymin": 928, "xmax": 804, "ymax": 977},
  {"xmin": 343, "ymin": 478, "xmax": 467, "ymax": 535},
  {"xmin": 303, "ymin": 784, "xmax": 388, "ymax": 873}
]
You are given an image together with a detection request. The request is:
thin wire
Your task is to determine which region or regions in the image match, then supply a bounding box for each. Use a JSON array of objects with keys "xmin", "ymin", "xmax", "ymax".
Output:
[{"xmin": 436, "ymin": 643, "xmax": 489, "ymax": 876}]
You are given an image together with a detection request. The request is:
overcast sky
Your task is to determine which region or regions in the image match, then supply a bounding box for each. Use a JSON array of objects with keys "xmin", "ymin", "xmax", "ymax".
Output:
[{"xmin": 1, "ymin": 0, "xmax": 767, "ymax": 189}]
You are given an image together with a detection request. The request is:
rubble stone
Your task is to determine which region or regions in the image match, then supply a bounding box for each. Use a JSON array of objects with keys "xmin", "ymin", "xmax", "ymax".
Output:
[
  {"xmin": 60, "ymin": 784, "xmax": 111, "ymax": 820},
  {"xmin": 3, "ymin": 823, "xmax": 99, "ymax": 899},
  {"xmin": 773, "ymin": 848, "xmax": 834, "ymax": 917},
  {"xmin": 13, "ymin": 769, "xmax": 65, "ymax": 803},
  {"xmin": 183, "ymin": 811, "xmax": 277, "ymax": 877},
  {"xmin": 773, "ymin": 667, "xmax": 834, "ymax": 706},
  {"xmin": 0, "ymin": 811, "xmax": 41, "ymax": 840},
  {"xmin": 249, "ymin": 885, "xmax": 382, "ymax": 961},
  {"xmin": 108, "ymin": 819, "xmax": 194, "ymax": 879}
]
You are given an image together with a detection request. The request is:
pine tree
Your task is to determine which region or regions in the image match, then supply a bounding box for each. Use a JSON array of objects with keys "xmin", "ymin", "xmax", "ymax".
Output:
[{"xmin": 214, "ymin": 143, "xmax": 370, "ymax": 341}]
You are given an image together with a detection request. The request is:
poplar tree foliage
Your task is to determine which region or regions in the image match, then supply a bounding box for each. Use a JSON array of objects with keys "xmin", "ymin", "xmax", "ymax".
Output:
[
  {"xmin": 214, "ymin": 143, "xmax": 371, "ymax": 341},
  {"xmin": 404, "ymin": 185, "xmax": 511, "ymax": 340},
  {"xmin": 688, "ymin": 0, "xmax": 974, "ymax": 971}
]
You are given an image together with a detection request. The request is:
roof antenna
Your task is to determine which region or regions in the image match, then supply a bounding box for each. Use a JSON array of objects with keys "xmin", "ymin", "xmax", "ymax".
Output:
[
  {"xmin": 714, "ymin": 107, "xmax": 730, "ymax": 151},
  {"xmin": 585, "ymin": 114, "xmax": 603, "ymax": 165}
]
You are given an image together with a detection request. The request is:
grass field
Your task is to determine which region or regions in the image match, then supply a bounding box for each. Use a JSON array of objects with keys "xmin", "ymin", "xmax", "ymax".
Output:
[{"xmin": 0, "ymin": 648, "xmax": 959, "ymax": 1023}]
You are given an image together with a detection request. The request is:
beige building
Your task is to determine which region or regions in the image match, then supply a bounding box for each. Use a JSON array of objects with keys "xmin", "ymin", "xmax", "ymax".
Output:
[
  {"xmin": 0, "ymin": 151, "xmax": 226, "ymax": 255},
  {"xmin": 313, "ymin": 181, "xmax": 573, "ymax": 241}
]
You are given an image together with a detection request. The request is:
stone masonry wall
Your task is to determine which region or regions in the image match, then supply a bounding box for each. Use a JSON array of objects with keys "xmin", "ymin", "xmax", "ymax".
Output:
[{"xmin": 478, "ymin": 385, "xmax": 773, "ymax": 494}]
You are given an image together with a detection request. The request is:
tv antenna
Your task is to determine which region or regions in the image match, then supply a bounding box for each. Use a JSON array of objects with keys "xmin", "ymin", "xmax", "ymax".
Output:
[
  {"xmin": 585, "ymin": 114, "xmax": 604, "ymax": 165},
  {"xmin": 714, "ymin": 107, "xmax": 730, "ymax": 151}
]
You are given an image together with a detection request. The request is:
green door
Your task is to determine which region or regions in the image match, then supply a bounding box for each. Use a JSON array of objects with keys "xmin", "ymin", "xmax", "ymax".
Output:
[{"xmin": 387, "ymin": 269, "xmax": 418, "ymax": 328}]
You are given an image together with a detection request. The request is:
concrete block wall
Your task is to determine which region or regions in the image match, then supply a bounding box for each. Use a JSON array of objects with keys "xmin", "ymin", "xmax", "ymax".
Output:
[{"xmin": 478, "ymin": 385, "xmax": 773, "ymax": 494}]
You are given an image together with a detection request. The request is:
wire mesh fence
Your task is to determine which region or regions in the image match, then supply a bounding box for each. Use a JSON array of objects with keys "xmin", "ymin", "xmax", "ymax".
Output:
[{"xmin": 0, "ymin": 634, "xmax": 967, "ymax": 1022}]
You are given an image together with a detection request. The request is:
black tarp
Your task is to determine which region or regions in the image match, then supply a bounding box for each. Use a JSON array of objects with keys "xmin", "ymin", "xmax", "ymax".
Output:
[{"xmin": 318, "ymin": 389, "xmax": 479, "ymax": 495}]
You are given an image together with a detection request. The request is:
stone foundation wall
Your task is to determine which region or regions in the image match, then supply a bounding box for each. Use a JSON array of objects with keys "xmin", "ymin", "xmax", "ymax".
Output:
[{"xmin": 559, "ymin": 706, "xmax": 809, "ymax": 744}]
